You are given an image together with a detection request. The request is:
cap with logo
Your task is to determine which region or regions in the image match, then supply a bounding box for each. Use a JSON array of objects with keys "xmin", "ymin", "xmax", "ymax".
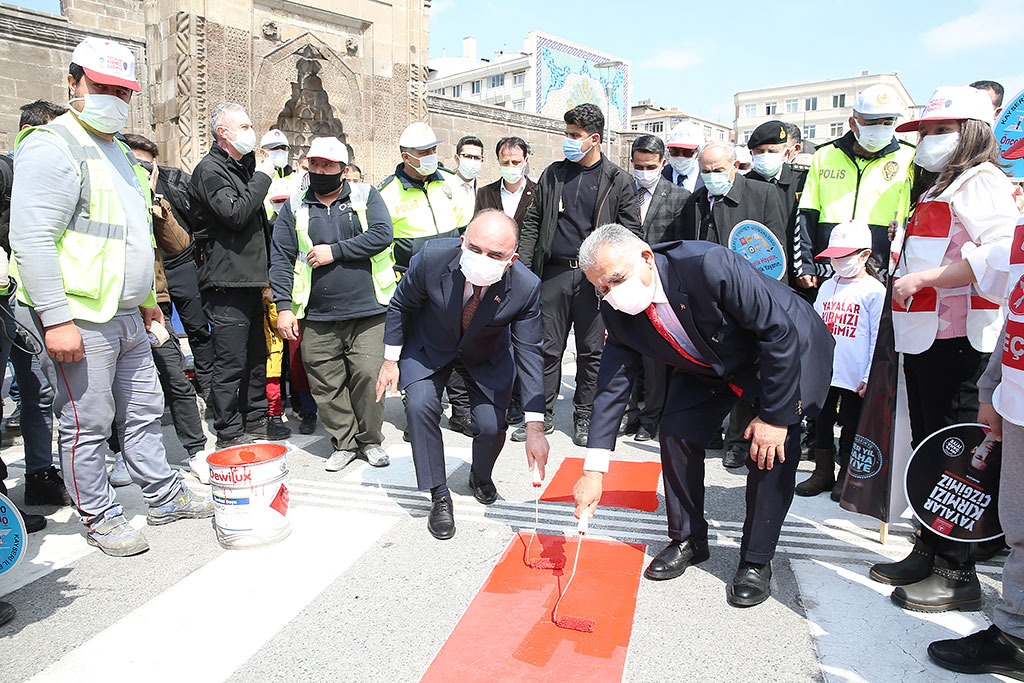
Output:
[
  {"xmin": 853, "ymin": 84, "xmax": 903, "ymax": 120},
  {"xmin": 747, "ymin": 120, "xmax": 788, "ymax": 149},
  {"xmin": 305, "ymin": 137, "xmax": 349, "ymax": 164},
  {"xmin": 71, "ymin": 37, "xmax": 140, "ymax": 92},
  {"xmin": 260, "ymin": 129, "xmax": 289, "ymax": 149},
  {"xmin": 666, "ymin": 122, "xmax": 702, "ymax": 149},
  {"xmin": 268, "ymin": 176, "xmax": 297, "ymax": 203},
  {"xmin": 896, "ymin": 85, "xmax": 994, "ymax": 133},
  {"xmin": 399, "ymin": 122, "xmax": 442, "ymax": 151},
  {"xmin": 735, "ymin": 146, "xmax": 752, "ymax": 165},
  {"xmin": 816, "ymin": 221, "xmax": 872, "ymax": 259}
]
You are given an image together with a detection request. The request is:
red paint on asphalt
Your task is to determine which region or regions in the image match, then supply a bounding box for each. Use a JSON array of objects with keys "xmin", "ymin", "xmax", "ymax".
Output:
[
  {"xmin": 540, "ymin": 457, "xmax": 662, "ymax": 512},
  {"xmin": 422, "ymin": 533, "xmax": 646, "ymax": 682}
]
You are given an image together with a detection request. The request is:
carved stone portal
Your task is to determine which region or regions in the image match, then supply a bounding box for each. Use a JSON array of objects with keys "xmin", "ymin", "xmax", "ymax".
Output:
[{"xmin": 275, "ymin": 46, "xmax": 349, "ymax": 161}]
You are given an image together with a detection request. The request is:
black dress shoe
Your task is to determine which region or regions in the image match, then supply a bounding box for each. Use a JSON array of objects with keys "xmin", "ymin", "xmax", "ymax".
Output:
[
  {"xmin": 21, "ymin": 509, "xmax": 46, "ymax": 533},
  {"xmin": 448, "ymin": 414, "xmax": 474, "ymax": 436},
  {"xmin": 427, "ymin": 497, "xmax": 456, "ymax": 540},
  {"xmin": 928, "ymin": 625, "xmax": 1024, "ymax": 679},
  {"xmin": 25, "ymin": 466, "xmax": 72, "ymax": 506},
  {"xmin": 728, "ymin": 561, "xmax": 772, "ymax": 607},
  {"xmin": 723, "ymin": 446, "xmax": 748, "ymax": 469},
  {"xmin": 890, "ymin": 563, "xmax": 982, "ymax": 613},
  {"xmin": 644, "ymin": 539, "xmax": 710, "ymax": 580},
  {"xmin": 0, "ymin": 600, "xmax": 15, "ymax": 627},
  {"xmin": 635, "ymin": 425, "xmax": 657, "ymax": 442},
  {"xmin": 619, "ymin": 416, "xmax": 640, "ymax": 436},
  {"xmin": 468, "ymin": 471, "xmax": 498, "ymax": 505}
]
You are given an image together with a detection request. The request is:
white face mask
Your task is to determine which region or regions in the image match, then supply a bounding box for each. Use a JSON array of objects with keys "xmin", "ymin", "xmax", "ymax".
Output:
[
  {"xmin": 223, "ymin": 127, "xmax": 256, "ymax": 156},
  {"xmin": 458, "ymin": 157, "xmax": 482, "ymax": 180},
  {"xmin": 268, "ymin": 149, "xmax": 289, "ymax": 168},
  {"xmin": 855, "ymin": 122, "xmax": 896, "ymax": 153},
  {"xmin": 634, "ymin": 167, "xmax": 661, "ymax": 190},
  {"xmin": 70, "ymin": 93, "xmax": 129, "ymax": 134},
  {"xmin": 499, "ymin": 165, "xmax": 525, "ymax": 185},
  {"xmin": 831, "ymin": 252, "xmax": 867, "ymax": 279},
  {"xmin": 460, "ymin": 243, "xmax": 512, "ymax": 287},
  {"xmin": 914, "ymin": 132, "xmax": 960, "ymax": 172},
  {"xmin": 410, "ymin": 152, "xmax": 438, "ymax": 176},
  {"xmin": 602, "ymin": 254, "xmax": 656, "ymax": 315},
  {"xmin": 751, "ymin": 152, "xmax": 784, "ymax": 179},
  {"xmin": 668, "ymin": 155, "xmax": 696, "ymax": 178}
]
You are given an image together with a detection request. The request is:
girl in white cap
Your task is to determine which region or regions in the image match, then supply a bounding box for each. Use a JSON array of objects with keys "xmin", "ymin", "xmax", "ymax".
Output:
[
  {"xmin": 870, "ymin": 85, "xmax": 1017, "ymax": 613},
  {"xmin": 795, "ymin": 221, "xmax": 884, "ymax": 500}
]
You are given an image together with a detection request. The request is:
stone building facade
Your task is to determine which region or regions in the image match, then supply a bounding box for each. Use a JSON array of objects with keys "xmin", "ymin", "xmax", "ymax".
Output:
[{"xmin": 0, "ymin": 0, "xmax": 431, "ymax": 184}]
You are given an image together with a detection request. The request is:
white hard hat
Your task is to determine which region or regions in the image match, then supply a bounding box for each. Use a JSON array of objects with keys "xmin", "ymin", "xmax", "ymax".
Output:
[
  {"xmin": 399, "ymin": 122, "xmax": 442, "ymax": 151},
  {"xmin": 667, "ymin": 122, "xmax": 701, "ymax": 149},
  {"xmin": 817, "ymin": 221, "xmax": 872, "ymax": 259},
  {"xmin": 305, "ymin": 136, "xmax": 349, "ymax": 164},
  {"xmin": 261, "ymin": 129, "xmax": 289, "ymax": 149},
  {"xmin": 896, "ymin": 85, "xmax": 994, "ymax": 133},
  {"xmin": 71, "ymin": 37, "xmax": 140, "ymax": 92},
  {"xmin": 853, "ymin": 84, "xmax": 903, "ymax": 120}
]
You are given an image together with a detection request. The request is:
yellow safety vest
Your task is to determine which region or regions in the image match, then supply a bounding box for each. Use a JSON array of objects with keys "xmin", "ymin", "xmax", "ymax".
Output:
[
  {"xmin": 289, "ymin": 183, "xmax": 397, "ymax": 318},
  {"xmin": 11, "ymin": 112, "xmax": 156, "ymax": 323},
  {"xmin": 377, "ymin": 170, "xmax": 467, "ymax": 270}
]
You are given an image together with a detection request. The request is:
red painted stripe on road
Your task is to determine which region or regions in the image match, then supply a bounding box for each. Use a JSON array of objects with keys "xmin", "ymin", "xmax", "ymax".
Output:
[
  {"xmin": 541, "ymin": 457, "xmax": 662, "ymax": 512},
  {"xmin": 422, "ymin": 533, "xmax": 646, "ymax": 682}
]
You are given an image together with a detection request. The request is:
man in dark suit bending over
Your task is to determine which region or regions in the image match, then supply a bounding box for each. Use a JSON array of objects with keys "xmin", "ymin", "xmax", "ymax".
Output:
[
  {"xmin": 571, "ymin": 224, "xmax": 834, "ymax": 607},
  {"xmin": 376, "ymin": 210, "xmax": 549, "ymax": 540}
]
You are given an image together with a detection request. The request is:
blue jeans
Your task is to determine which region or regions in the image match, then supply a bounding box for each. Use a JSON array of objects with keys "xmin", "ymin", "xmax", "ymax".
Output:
[{"xmin": 10, "ymin": 302, "xmax": 56, "ymax": 474}]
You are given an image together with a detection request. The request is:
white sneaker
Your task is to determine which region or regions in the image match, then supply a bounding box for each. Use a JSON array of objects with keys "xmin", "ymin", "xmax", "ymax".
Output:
[
  {"xmin": 325, "ymin": 449, "xmax": 357, "ymax": 472},
  {"xmin": 108, "ymin": 453, "xmax": 132, "ymax": 487},
  {"xmin": 189, "ymin": 450, "xmax": 211, "ymax": 484}
]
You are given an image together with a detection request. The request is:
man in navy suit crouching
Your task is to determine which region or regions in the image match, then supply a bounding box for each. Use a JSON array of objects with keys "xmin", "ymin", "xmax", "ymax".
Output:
[
  {"xmin": 572, "ymin": 224, "xmax": 834, "ymax": 607},
  {"xmin": 376, "ymin": 210, "xmax": 549, "ymax": 540}
]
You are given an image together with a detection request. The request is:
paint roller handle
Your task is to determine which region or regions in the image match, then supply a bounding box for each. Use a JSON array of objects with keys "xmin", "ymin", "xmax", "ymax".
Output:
[
  {"xmin": 532, "ymin": 468, "xmax": 542, "ymax": 487},
  {"xmin": 576, "ymin": 512, "xmax": 589, "ymax": 536}
]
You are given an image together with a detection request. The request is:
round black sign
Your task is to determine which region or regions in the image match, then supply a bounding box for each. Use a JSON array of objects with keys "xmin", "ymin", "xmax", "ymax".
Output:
[{"xmin": 904, "ymin": 423, "xmax": 1003, "ymax": 542}]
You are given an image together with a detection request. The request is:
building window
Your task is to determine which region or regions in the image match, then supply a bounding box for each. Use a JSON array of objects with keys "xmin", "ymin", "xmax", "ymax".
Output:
[
  {"xmin": 744, "ymin": 103, "xmax": 757, "ymax": 118},
  {"xmin": 704, "ymin": 125, "xmax": 712, "ymax": 138},
  {"xmin": 489, "ymin": 74, "xmax": 505, "ymax": 88},
  {"xmin": 785, "ymin": 98, "xmax": 798, "ymax": 113},
  {"xmin": 645, "ymin": 121, "xmax": 664, "ymax": 133},
  {"xmin": 832, "ymin": 93, "xmax": 846, "ymax": 108},
  {"xmin": 805, "ymin": 96, "xmax": 817, "ymax": 111},
  {"xmin": 830, "ymin": 122, "xmax": 844, "ymax": 137},
  {"xmin": 452, "ymin": 84, "xmax": 462, "ymax": 97},
  {"xmin": 765, "ymin": 101, "xmax": 778, "ymax": 115},
  {"xmin": 803, "ymin": 124, "xmax": 816, "ymax": 140},
  {"xmin": 431, "ymin": 88, "xmax": 445, "ymax": 96},
  {"xmin": 513, "ymin": 100, "xmax": 525, "ymax": 111},
  {"xmin": 513, "ymin": 71, "xmax": 525, "ymax": 85},
  {"xmin": 631, "ymin": 124, "xmax": 638, "ymax": 130},
  {"xmin": 471, "ymin": 80, "xmax": 482, "ymax": 94},
  {"xmin": 743, "ymin": 130, "xmax": 752, "ymax": 143}
]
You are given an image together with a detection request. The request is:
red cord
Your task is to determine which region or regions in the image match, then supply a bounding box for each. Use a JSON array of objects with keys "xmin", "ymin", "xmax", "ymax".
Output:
[{"xmin": 57, "ymin": 362, "xmax": 82, "ymax": 512}]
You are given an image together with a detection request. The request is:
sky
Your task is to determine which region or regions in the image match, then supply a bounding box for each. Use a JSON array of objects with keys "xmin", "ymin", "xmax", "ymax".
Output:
[{"xmin": 10, "ymin": 0, "xmax": 1024, "ymax": 123}]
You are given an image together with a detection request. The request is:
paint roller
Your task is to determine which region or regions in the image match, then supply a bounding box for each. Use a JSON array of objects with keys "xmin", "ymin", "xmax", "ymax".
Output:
[
  {"xmin": 523, "ymin": 469, "xmax": 566, "ymax": 570},
  {"xmin": 552, "ymin": 512, "xmax": 595, "ymax": 633}
]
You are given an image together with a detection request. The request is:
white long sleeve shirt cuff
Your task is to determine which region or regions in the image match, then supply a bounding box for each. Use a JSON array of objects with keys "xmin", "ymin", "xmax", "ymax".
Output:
[
  {"xmin": 383, "ymin": 344, "xmax": 402, "ymax": 362},
  {"xmin": 523, "ymin": 412, "xmax": 544, "ymax": 424},
  {"xmin": 583, "ymin": 448, "xmax": 611, "ymax": 473}
]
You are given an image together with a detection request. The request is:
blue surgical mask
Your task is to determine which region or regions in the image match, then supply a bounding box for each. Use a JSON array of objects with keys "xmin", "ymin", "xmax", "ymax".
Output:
[
  {"xmin": 563, "ymin": 136, "xmax": 591, "ymax": 162},
  {"xmin": 701, "ymin": 171, "xmax": 733, "ymax": 197}
]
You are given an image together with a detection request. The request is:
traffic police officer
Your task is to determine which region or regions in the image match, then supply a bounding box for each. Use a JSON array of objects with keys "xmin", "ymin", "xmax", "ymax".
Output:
[{"xmin": 795, "ymin": 84, "xmax": 915, "ymax": 290}]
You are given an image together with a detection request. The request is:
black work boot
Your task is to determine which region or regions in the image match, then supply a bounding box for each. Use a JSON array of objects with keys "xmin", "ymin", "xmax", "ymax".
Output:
[
  {"xmin": 890, "ymin": 557, "xmax": 983, "ymax": 613},
  {"xmin": 795, "ymin": 449, "xmax": 836, "ymax": 497},
  {"xmin": 25, "ymin": 466, "xmax": 73, "ymax": 506},
  {"xmin": 830, "ymin": 450, "xmax": 849, "ymax": 502},
  {"xmin": 572, "ymin": 412, "xmax": 591, "ymax": 447},
  {"xmin": 870, "ymin": 534, "xmax": 936, "ymax": 585}
]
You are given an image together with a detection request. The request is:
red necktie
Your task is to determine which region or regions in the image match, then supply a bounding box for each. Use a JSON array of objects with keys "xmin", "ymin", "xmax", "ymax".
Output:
[
  {"xmin": 645, "ymin": 303, "xmax": 709, "ymax": 367},
  {"xmin": 462, "ymin": 285, "xmax": 483, "ymax": 331}
]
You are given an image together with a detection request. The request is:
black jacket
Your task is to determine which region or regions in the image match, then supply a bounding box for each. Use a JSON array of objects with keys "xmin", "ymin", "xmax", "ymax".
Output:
[
  {"xmin": 519, "ymin": 154, "xmax": 640, "ymax": 274},
  {"xmin": 189, "ymin": 143, "xmax": 273, "ymax": 290},
  {"xmin": 156, "ymin": 165, "xmax": 195, "ymax": 235},
  {"xmin": 640, "ymin": 176, "xmax": 689, "ymax": 244},
  {"xmin": 474, "ymin": 177, "xmax": 537, "ymax": 238},
  {"xmin": 588, "ymin": 241, "xmax": 834, "ymax": 450},
  {"xmin": 745, "ymin": 163, "xmax": 808, "ymax": 290}
]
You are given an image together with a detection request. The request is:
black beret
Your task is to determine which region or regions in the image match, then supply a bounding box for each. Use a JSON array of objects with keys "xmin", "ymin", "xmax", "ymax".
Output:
[{"xmin": 747, "ymin": 120, "xmax": 788, "ymax": 149}]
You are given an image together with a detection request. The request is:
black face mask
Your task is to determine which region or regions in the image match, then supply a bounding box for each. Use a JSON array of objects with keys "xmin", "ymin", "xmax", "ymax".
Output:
[
  {"xmin": 138, "ymin": 161, "xmax": 153, "ymax": 173},
  {"xmin": 308, "ymin": 171, "xmax": 343, "ymax": 196}
]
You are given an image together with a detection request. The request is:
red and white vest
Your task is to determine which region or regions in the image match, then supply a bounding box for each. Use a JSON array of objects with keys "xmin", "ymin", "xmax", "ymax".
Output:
[
  {"xmin": 893, "ymin": 165, "xmax": 1004, "ymax": 354},
  {"xmin": 995, "ymin": 216, "xmax": 1024, "ymax": 425}
]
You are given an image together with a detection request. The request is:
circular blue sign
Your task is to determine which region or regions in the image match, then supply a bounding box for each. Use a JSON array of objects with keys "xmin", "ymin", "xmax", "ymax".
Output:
[
  {"xmin": 995, "ymin": 89, "xmax": 1024, "ymax": 181},
  {"xmin": 728, "ymin": 220, "xmax": 786, "ymax": 281},
  {"xmin": 0, "ymin": 493, "xmax": 26, "ymax": 575}
]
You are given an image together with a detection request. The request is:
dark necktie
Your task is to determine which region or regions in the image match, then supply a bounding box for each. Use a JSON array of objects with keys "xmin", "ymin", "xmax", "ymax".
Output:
[
  {"xmin": 639, "ymin": 187, "xmax": 650, "ymax": 222},
  {"xmin": 644, "ymin": 303, "xmax": 708, "ymax": 367},
  {"xmin": 462, "ymin": 285, "xmax": 484, "ymax": 331},
  {"xmin": 676, "ymin": 174, "xmax": 687, "ymax": 187}
]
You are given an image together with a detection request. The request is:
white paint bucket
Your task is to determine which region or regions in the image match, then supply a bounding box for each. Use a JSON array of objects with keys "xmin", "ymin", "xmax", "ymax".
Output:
[{"xmin": 207, "ymin": 442, "xmax": 291, "ymax": 549}]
